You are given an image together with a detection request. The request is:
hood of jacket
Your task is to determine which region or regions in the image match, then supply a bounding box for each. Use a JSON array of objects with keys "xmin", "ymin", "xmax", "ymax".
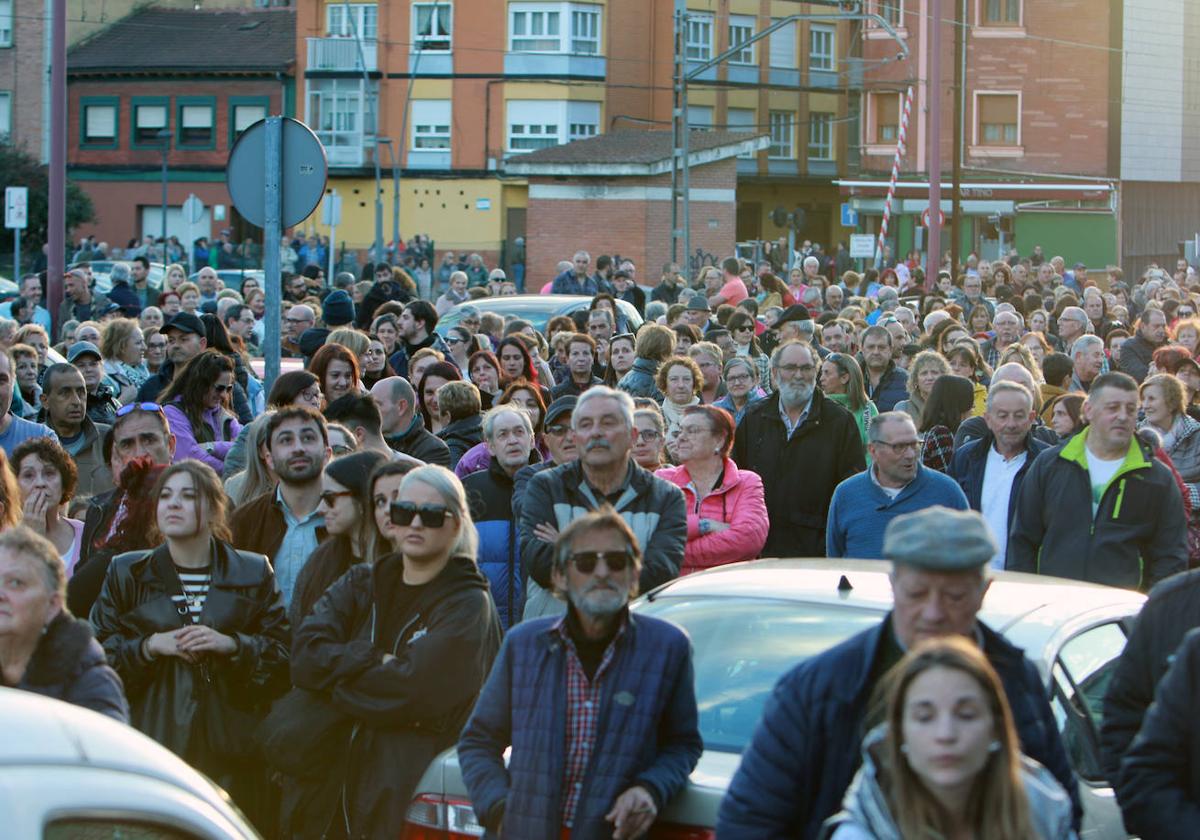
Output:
[{"xmin": 371, "ymin": 553, "xmax": 491, "ymax": 619}]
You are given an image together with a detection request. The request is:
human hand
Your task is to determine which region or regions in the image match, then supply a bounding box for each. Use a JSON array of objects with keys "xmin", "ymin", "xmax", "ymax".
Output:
[
  {"xmin": 605, "ymin": 786, "xmax": 657, "ymax": 839},
  {"xmin": 534, "ymin": 522, "xmax": 559, "ymax": 543},
  {"xmin": 146, "ymin": 630, "xmax": 196, "ymax": 663},
  {"xmin": 21, "ymin": 489, "xmax": 51, "ymax": 534},
  {"xmin": 175, "ymin": 625, "xmax": 238, "ymax": 657}
]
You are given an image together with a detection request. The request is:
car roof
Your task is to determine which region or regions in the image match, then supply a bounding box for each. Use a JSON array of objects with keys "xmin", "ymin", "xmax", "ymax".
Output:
[
  {"xmin": 434, "ymin": 295, "xmax": 642, "ymax": 335},
  {"xmin": 642, "ymin": 559, "xmax": 1145, "ymax": 635},
  {"xmin": 0, "ymin": 688, "xmax": 234, "ymax": 811}
]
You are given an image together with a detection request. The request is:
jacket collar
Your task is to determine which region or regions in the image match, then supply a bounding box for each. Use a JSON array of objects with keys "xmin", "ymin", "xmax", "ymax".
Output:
[
  {"xmin": 1059, "ymin": 426, "xmax": 1150, "ymax": 476},
  {"xmin": 129, "ymin": 540, "xmax": 267, "ymax": 590}
]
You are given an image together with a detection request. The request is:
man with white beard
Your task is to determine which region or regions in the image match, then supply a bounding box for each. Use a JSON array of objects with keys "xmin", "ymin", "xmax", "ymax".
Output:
[{"xmin": 732, "ymin": 341, "xmax": 866, "ymax": 557}]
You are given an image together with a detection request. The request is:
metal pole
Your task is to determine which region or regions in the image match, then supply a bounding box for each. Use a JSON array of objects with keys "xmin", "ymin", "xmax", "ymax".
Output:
[
  {"xmin": 391, "ymin": 147, "xmax": 399, "ymax": 259},
  {"xmin": 328, "ymin": 190, "xmax": 338, "ymax": 282},
  {"xmin": 47, "ymin": 0, "xmax": 66, "ymax": 335},
  {"xmin": 161, "ymin": 141, "xmax": 169, "ymax": 264},
  {"xmin": 13, "ymin": 230, "xmax": 19, "ymax": 284},
  {"xmin": 950, "ymin": 0, "xmax": 965, "ymax": 279},
  {"xmin": 927, "ymin": 0, "xmax": 943, "ymax": 277},
  {"xmin": 373, "ymin": 147, "xmax": 384, "ymax": 265},
  {"xmin": 681, "ymin": 71, "xmax": 691, "ymax": 278},
  {"xmin": 263, "ymin": 116, "xmax": 283, "ymax": 390},
  {"xmin": 670, "ymin": 3, "xmax": 685, "ymax": 265}
]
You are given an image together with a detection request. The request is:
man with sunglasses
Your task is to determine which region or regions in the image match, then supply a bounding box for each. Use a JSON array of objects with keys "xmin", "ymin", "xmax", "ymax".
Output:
[
  {"xmin": 519, "ymin": 387, "xmax": 686, "ymax": 620},
  {"xmin": 459, "ymin": 508, "xmax": 702, "ymax": 839}
]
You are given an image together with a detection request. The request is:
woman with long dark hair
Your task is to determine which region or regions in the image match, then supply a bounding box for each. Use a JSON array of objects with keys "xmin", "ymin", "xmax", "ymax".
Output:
[
  {"xmin": 310, "ymin": 343, "xmax": 362, "ymax": 410},
  {"xmin": 918, "ymin": 374, "xmax": 976, "ymax": 473},
  {"xmin": 727, "ymin": 309, "xmax": 771, "ymax": 388},
  {"xmin": 496, "ymin": 336, "xmax": 540, "ymax": 389},
  {"xmin": 160, "ymin": 349, "xmax": 241, "ymax": 473},
  {"xmin": 91, "ymin": 460, "xmax": 290, "ymax": 827},
  {"xmin": 201, "ymin": 312, "xmax": 256, "ymax": 422},
  {"xmin": 468, "ymin": 349, "xmax": 503, "ymax": 411},
  {"xmin": 603, "ymin": 332, "xmax": 637, "ymax": 387},
  {"xmin": 418, "ymin": 361, "xmax": 463, "ymax": 433},
  {"xmin": 361, "ymin": 335, "xmax": 396, "ymax": 390}
]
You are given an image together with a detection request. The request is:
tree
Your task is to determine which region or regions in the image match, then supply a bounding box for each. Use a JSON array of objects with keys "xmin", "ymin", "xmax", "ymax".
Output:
[{"xmin": 0, "ymin": 144, "xmax": 95, "ymax": 255}]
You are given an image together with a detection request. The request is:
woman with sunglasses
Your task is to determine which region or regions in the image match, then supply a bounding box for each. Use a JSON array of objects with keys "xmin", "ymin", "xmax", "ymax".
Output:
[
  {"xmin": 444, "ymin": 325, "xmax": 473, "ymax": 372},
  {"xmin": 290, "ymin": 450, "xmax": 387, "ymax": 629},
  {"xmin": 726, "ymin": 310, "xmax": 771, "ymax": 388},
  {"xmin": 91, "ymin": 460, "xmax": 290, "ymax": 827},
  {"xmin": 160, "ymin": 349, "xmax": 241, "ymax": 473},
  {"xmin": 291, "ymin": 465, "xmax": 502, "ymax": 840},
  {"xmin": 656, "ymin": 405, "xmax": 767, "ymax": 574}
]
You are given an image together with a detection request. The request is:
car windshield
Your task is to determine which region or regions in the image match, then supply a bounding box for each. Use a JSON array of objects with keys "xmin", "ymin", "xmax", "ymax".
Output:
[{"xmin": 636, "ymin": 596, "xmax": 882, "ymax": 753}]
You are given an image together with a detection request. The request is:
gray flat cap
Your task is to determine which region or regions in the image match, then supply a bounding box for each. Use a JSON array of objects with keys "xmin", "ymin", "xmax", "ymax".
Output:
[{"xmin": 883, "ymin": 506, "xmax": 996, "ymax": 571}]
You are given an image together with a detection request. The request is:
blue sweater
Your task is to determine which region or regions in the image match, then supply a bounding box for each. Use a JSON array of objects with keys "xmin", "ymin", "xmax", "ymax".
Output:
[{"xmin": 826, "ymin": 466, "xmax": 968, "ymax": 559}]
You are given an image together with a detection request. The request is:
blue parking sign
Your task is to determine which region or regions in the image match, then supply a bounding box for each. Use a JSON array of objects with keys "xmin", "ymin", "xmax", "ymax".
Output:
[{"xmin": 840, "ymin": 203, "xmax": 858, "ymax": 228}]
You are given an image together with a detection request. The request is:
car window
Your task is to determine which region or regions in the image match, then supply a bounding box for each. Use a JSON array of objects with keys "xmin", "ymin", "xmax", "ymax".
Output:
[
  {"xmin": 636, "ymin": 597, "xmax": 882, "ymax": 752},
  {"xmin": 1049, "ymin": 622, "xmax": 1127, "ymax": 783},
  {"xmin": 44, "ymin": 817, "xmax": 205, "ymax": 840}
]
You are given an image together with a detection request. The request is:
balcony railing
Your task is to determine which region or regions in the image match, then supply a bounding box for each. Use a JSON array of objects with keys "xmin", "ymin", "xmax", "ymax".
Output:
[{"xmin": 307, "ymin": 37, "xmax": 377, "ymax": 72}]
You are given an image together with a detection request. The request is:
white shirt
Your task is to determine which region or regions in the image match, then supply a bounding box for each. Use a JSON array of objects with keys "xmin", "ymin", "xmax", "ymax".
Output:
[
  {"xmin": 1085, "ymin": 447, "xmax": 1124, "ymax": 517},
  {"xmin": 981, "ymin": 445, "xmax": 1025, "ymax": 569}
]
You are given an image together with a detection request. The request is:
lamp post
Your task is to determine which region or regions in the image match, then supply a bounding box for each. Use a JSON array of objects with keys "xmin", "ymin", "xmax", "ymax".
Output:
[
  {"xmin": 377, "ymin": 138, "xmax": 399, "ymax": 261},
  {"xmin": 157, "ymin": 129, "xmax": 173, "ymax": 263}
]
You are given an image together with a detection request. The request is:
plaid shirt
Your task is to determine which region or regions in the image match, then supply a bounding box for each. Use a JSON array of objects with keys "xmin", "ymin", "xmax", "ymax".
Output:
[
  {"xmin": 921, "ymin": 424, "xmax": 956, "ymax": 473},
  {"xmin": 557, "ymin": 616, "xmax": 628, "ymax": 828}
]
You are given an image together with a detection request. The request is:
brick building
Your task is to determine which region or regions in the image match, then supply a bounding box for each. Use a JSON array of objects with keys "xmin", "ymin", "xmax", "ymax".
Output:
[
  {"xmin": 507, "ymin": 130, "xmax": 767, "ymax": 283},
  {"xmin": 65, "ymin": 7, "xmax": 295, "ymax": 254}
]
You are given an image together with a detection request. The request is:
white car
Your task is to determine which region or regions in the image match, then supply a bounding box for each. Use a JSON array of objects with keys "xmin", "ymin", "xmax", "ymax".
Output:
[{"xmin": 0, "ymin": 688, "xmax": 260, "ymax": 839}]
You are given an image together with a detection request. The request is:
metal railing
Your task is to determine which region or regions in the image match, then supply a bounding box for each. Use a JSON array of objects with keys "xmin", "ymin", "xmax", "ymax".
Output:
[{"xmin": 307, "ymin": 37, "xmax": 377, "ymax": 72}]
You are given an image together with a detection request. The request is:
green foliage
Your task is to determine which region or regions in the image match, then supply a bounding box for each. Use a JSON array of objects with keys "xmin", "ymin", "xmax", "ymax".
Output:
[{"xmin": 0, "ymin": 143, "xmax": 96, "ymax": 252}]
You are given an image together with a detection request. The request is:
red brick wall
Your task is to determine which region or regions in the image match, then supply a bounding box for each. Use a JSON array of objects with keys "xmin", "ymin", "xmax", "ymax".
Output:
[
  {"xmin": 0, "ymin": 7, "xmax": 48, "ymax": 157},
  {"xmin": 526, "ymin": 158, "xmax": 738, "ymax": 288}
]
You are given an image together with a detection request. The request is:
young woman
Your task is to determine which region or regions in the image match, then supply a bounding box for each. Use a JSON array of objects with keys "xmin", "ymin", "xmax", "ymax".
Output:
[
  {"xmin": 826, "ymin": 636, "xmax": 1074, "ymax": 840},
  {"xmin": 309, "ymin": 343, "xmax": 362, "ymax": 410},
  {"xmin": 1044, "ymin": 392, "xmax": 1085, "ymax": 440},
  {"xmin": 632, "ymin": 407, "xmax": 668, "ymax": 471},
  {"xmin": 11, "ymin": 439, "xmax": 84, "ymax": 575},
  {"xmin": 409, "ymin": 347, "xmax": 446, "ymax": 389},
  {"xmin": 100, "ymin": 318, "xmax": 149, "ymax": 404},
  {"xmin": 371, "ymin": 313, "xmax": 400, "ymax": 358},
  {"xmin": 418, "ymin": 361, "xmax": 463, "ymax": 433},
  {"xmin": 496, "ymin": 337, "xmax": 541, "ymax": 390},
  {"xmin": 369, "ymin": 461, "xmax": 414, "ymax": 552},
  {"xmin": 895, "ymin": 350, "xmax": 951, "ymax": 422},
  {"xmin": 657, "ymin": 355, "xmax": 704, "ymax": 458},
  {"xmin": 444, "ymin": 325, "xmax": 474, "ymax": 372},
  {"xmin": 714, "ymin": 357, "xmax": 767, "ymax": 424},
  {"xmin": 361, "ymin": 335, "xmax": 396, "ymax": 389},
  {"xmin": 918, "ymin": 375, "xmax": 977, "ymax": 473},
  {"xmin": 820, "ymin": 353, "xmax": 879, "ymax": 455},
  {"xmin": 91, "ymin": 461, "xmax": 290, "ymax": 826},
  {"xmin": 727, "ymin": 309, "xmax": 771, "ymax": 388},
  {"xmin": 603, "ymin": 332, "xmax": 637, "ymax": 388},
  {"xmin": 225, "ymin": 413, "xmax": 275, "ymax": 505},
  {"xmin": 656, "ymin": 405, "xmax": 768, "ymax": 574},
  {"xmin": 163, "ymin": 263, "xmax": 187, "ymax": 292},
  {"xmin": 160, "ymin": 349, "xmax": 242, "ymax": 473},
  {"xmin": 290, "ymin": 450, "xmax": 388, "ymax": 628},
  {"xmin": 947, "ymin": 343, "xmax": 991, "ymax": 417},
  {"xmin": 967, "ymin": 304, "xmax": 993, "ymax": 336},
  {"xmin": 290, "ymin": 466, "xmax": 502, "ymax": 840},
  {"xmin": 468, "ymin": 350, "xmax": 503, "ymax": 411}
]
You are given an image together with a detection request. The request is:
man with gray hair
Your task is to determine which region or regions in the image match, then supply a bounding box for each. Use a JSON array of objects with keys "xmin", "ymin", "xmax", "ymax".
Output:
[
  {"xmin": 1056, "ymin": 305, "xmax": 1090, "ymax": 354},
  {"xmin": 464, "ymin": 404, "xmax": 538, "ymax": 630},
  {"xmin": 105, "ymin": 261, "xmax": 142, "ymax": 318},
  {"xmin": 982, "ymin": 309, "xmax": 1023, "ymax": 368},
  {"xmin": 719, "ymin": 506, "xmax": 1081, "ymax": 838},
  {"xmin": 551, "ymin": 250, "xmax": 598, "ymax": 295},
  {"xmin": 1071, "ymin": 333, "xmax": 1106, "ymax": 392},
  {"xmin": 954, "ymin": 362, "xmax": 1059, "ymax": 449},
  {"xmin": 518, "ymin": 386, "xmax": 686, "ymax": 619}
]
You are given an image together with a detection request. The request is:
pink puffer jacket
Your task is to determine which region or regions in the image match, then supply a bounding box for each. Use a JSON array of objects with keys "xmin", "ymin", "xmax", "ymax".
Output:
[{"xmin": 656, "ymin": 459, "xmax": 769, "ymax": 575}]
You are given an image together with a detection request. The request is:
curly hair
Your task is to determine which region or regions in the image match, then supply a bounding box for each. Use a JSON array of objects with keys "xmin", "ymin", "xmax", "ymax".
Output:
[
  {"xmin": 11, "ymin": 437, "xmax": 79, "ymax": 504},
  {"xmin": 656, "ymin": 354, "xmax": 704, "ymax": 400},
  {"xmin": 159, "ymin": 349, "xmax": 235, "ymax": 444}
]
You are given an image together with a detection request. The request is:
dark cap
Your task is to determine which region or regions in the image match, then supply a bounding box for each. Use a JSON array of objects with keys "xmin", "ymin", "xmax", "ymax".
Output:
[
  {"xmin": 774, "ymin": 304, "xmax": 813, "ymax": 327},
  {"xmin": 544, "ymin": 396, "xmax": 577, "ymax": 427},
  {"xmin": 685, "ymin": 291, "xmax": 712, "ymax": 312},
  {"xmin": 160, "ymin": 312, "xmax": 205, "ymax": 337},
  {"xmin": 883, "ymin": 506, "xmax": 997, "ymax": 571},
  {"xmin": 67, "ymin": 341, "xmax": 102, "ymax": 363},
  {"xmin": 1074, "ymin": 262, "xmax": 1087, "ymax": 270},
  {"xmin": 322, "ymin": 289, "xmax": 356, "ymax": 327}
]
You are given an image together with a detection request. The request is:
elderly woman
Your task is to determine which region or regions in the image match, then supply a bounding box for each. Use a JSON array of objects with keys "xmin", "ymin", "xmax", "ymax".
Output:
[
  {"xmin": 100, "ymin": 318, "xmax": 149, "ymax": 403},
  {"xmin": 11, "ymin": 438, "xmax": 84, "ymax": 575},
  {"xmin": 714, "ymin": 356, "xmax": 767, "ymax": 424},
  {"xmin": 436, "ymin": 380, "xmax": 484, "ymax": 469},
  {"xmin": 619, "ymin": 323, "xmax": 676, "ymax": 401},
  {"xmin": 657, "ymin": 354, "xmax": 704, "ymax": 457},
  {"xmin": 0, "ymin": 525, "xmax": 128, "ymax": 721},
  {"xmin": 895, "ymin": 349, "xmax": 951, "ymax": 422},
  {"xmin": 656, "ymin": 405, "xmax": 768, "ymax": 574},
  {"xmin": 1140, "ymin": 373, "xmax": 1200, "ymax": 529}
]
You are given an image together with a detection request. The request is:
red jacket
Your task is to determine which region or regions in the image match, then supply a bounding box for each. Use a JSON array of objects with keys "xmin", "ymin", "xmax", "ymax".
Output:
[{"xmin": 656, "ymin": 459, "xmax": 769, "ymax": 575}]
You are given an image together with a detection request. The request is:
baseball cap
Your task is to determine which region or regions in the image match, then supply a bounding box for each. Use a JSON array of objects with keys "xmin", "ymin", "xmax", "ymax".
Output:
[
  {"xmin": 67, "ymin": 341, "xmax": 102, "ymax": 363},
  {"xmin": 160, "ymin": 312, "xmax": 205, "ymax": 337}
]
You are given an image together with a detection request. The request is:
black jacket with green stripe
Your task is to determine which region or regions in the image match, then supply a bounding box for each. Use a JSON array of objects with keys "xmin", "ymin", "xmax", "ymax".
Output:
[{"xmin": 1008, "ymin": 428, "xmax": 1187, "ymax": 590}]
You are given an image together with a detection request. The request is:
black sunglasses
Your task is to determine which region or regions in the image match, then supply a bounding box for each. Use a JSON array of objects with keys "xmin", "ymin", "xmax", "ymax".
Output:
[
  {"xmin": 570, "ymin": 550, "xmax": 633, "ymax": 573},
  {"xmin": 319, "ymin": 490, "xmax": 353, "ymax": 507},
  {"xmin": 213, "ymin": 383, "xmax": 233, "ymax": 394},
  {"xmin": 390, "ymin": 501, "xmax": 456, "ymax": 528}
]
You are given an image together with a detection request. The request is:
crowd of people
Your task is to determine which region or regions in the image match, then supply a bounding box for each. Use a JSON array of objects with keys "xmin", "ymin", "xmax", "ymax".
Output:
[{"xmin": 2, "ymin": 240, "xmax": 1200, "ymax": 838}]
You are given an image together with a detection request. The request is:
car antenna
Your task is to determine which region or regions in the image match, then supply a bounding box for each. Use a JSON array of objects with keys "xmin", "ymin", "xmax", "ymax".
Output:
[{"xmin": 837, "ymin": 574, "xmax": 853, "ymax": 593}]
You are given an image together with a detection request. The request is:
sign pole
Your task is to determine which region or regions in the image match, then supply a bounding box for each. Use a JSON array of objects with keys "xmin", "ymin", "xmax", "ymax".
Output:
[
  {"xmin": 263, "ymin": 117, "xmax": 282, "ymax": 390},
  {"xmin": 12, "ymin": 229, "xmax": 18, "ymax": 281}
]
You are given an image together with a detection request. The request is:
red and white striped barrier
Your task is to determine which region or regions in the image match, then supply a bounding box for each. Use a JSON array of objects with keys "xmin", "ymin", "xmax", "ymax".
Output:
[{"xmin": 875, "ymin": 85, "xmax": 915, "ymax": 268}]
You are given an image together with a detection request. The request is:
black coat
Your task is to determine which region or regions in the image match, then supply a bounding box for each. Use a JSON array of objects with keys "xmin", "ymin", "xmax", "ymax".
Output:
[
  {"xmin": 438, "ymin": 414, "xmax": 484, "ymax": 469},
  {"xmin": 290, "ymin": 555, "xmax": 502, "ymax": 840},
  {"xmin": 1102, "ymin": 569, "xmax": 1200, "ymax": 783},
  {"xmin": 9, "ymin": 612, "xmax": 129, "ymax": 722},
  {"xmin": 68, "ymin": 488, "xmax": 122, "ymax": 619},
  {"xmin": 1117, "ymin": 626, "xmax": 1200, "ymax": 838},
  {"xmin": 732, "ymin": 389, "xmax": 866, "ymax": 557},
  {"xmin": 386, "ymin": 415, "xmax": 451, "ymax": 467},
  {"xmin": 90, "ymin": 541, "xmax": 290, "ymax": 815}
]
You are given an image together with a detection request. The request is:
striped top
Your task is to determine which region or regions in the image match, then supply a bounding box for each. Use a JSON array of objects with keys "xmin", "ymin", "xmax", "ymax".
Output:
[{"xmin": 172, "ymin": 565, "xmax": 211, "ymax": 623}]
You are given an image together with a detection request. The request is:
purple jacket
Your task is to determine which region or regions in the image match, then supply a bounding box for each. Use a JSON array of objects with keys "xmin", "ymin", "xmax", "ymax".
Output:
[
  {"xmin": 164, "ymin": 401, "xmax": 241, "ymax": 472},
  {"xmin": 454, "ymin": 438, "xmax": 550, "ymax": 480}
]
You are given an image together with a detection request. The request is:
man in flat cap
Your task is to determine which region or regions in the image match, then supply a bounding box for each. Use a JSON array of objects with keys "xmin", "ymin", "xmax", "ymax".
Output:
[{"xmin": 718, "ymin": 506, "xmax": 1081, "ymax": 839}]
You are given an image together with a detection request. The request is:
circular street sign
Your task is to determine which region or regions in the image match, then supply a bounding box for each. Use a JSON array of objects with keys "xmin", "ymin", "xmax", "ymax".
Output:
[
  {"xmin": 227, "ymin": 117, "xmax": 328, "ymax": 229},
  {"xmin": 921, "ymin": 207, "xmax": 946, "ymax": 228},
  {"xmin": 182, "ymin": 194, "xmax": 205, "ymax": 225}
]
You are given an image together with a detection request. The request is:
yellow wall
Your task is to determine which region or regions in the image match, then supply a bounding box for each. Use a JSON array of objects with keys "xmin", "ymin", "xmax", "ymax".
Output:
[{"xmin": 501, "ymin": 82, "xmax": 606, "ymax": 103}]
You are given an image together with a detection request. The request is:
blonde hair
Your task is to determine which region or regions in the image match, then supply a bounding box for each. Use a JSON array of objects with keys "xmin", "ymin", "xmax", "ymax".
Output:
[
  {"xmin": 327, "ymin": 327, "xmax": 370, "ymax": 359},
  {"xmin": 100, "ymin": 317, "xmax": 141, "ymax": 361}
]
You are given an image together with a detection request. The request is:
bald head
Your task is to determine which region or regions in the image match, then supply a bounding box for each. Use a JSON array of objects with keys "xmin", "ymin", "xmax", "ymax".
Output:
[{"xmin": 370, "ymin": 375, "xmax": 416, "ymax": 435}]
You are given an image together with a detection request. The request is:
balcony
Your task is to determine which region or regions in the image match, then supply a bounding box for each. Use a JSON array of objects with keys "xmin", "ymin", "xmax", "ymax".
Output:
[{"xmin": 307, "ymin": 37, "xmax": 377, "ymax": 73}]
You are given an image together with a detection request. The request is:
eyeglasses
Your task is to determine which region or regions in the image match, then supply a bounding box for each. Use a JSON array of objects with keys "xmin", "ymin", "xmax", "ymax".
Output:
[
  {"xmin": 775, "ymin": 363, "xmax": 816, "ymax": 376},
  {"xmin": 726, "ymin": 373, "xmax": 752, "ymax": 384},
  {"xmin": 445, "ymin": 337, "xmax": 463, "ymax": 346},
  {"xmin": 634, "ymin": 428, "xmax": 661, "ymax": 441},
  {"xmin": 733, "ymin": 325, "xmax": 754, "ymax": 334},
  {"xmin": 390, "ymin": 501, "xmax": 456, "ymax": 528},
  {"xmin": 570, "ymin": 550, "xmax": 633, "ymax": 574},
  {"xmin": 115, "ymin": 402, "xmax": 166, "ymax": 419},
  {"xmin": 213, "ymin": 383, "xmax": 233, "ymax": 394},
  {"xmin": 873, "ymin": 439, "xmax": 920, "ymax": 454},
  {"xmin": 319, "ymin": 490, "xmax": 353, "ymax": 507},
  {"xmin": 285, "ymin": 317, "xmax": 312, "ymax": 325}
]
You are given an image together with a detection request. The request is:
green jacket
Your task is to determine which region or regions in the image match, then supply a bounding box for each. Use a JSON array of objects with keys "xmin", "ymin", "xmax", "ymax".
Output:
[
  {"xmin": 825, "ymin": 392, "xmax": 878, "ymax": 464},
  {"xmin": 1008, "ymin": 428, "xmax": 1187, "ymax": 590}
]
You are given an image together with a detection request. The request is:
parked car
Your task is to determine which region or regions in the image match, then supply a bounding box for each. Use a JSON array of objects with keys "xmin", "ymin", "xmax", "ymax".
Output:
[
  {"xmin": 76, "ymin": 260, "xmax": 166, "ymax": 295},
  {"xmin": 402, "ymin": 560, "xmax": 1145, "ymax": 840},
  {"xmin": 0, "ymin": 687, "xmax": 260, "ymax": 839},
  {"xmin": 434, "ymin": 295, "xmax": 643, "ymax": 338},
  {"xmin": 190, "ymin": 269, "xmax": 264, "ymax": 295}
]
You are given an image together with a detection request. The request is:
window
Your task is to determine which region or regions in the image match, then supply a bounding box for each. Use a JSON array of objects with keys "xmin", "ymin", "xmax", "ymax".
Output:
[
  {"xmin": 506, "ymin": 99, "xmax": 600, "ymax": 153},
  {"xmin": 983, "ymin": 0, "xmax": 1020, "ymax": 25},
  {"xmin": 768, "ymin": 19, "xmax": 796, "ymax": 68},
  {"xmin": 687, "ymin": 105, "xmax": 713, "ymax": 130},
  {"xmin": 768, "ymin": 111, "xmax": 793, "ymax": 159},
  {"xmin": 879, "ymin": 0, "xmax": 903, "ymax": 27},
  {"xmin": 0, "ymin": 0, "xmax": 11, "ymax": 47},
  {"xmin": 0, "ymin": 92, "xmax": 9, "ymax": 140},
  {"xmin": 728, "ymin": 15, "xmax": 755, "ymax": 65},
  {"xmin": 177, "ymin": 100, "xmax": 214, "ymax": 148},
  {"xmin": 413, "ymin": 3, "xmax": 452, "ymax": 51},
  {"xmin": 231, "ymin": 101, "xmax": 267, "ymax": 142},
  {"xmin": 411, "ymin": 100, "xmax": 451, "ymax": 150},
  {"xmin": 571, "ymin": 7, "xmax": 600, "ymax": 54},
  {"xmin": 874, "ymin": 93, "xmax": 900, "ymax": 144},
  {"xmin": 82, "ymin": 100, "xmax": 117, "ymax": 146},
  {"xmin": 511, "ymin": 7, "xmax": 560, "ymax": 52},
  {"xmin": 686, "ymin": 13, "xmax": 713, "ymax": 61},
  {"xmin": 327, "ymin": 3, "xmax": 378, "ymax": 40},
  {"xmin": 510, "ymin": 3, "xmax": 601, "ymax": 54},
  {"xmin": 133, "ymin": 100, "xmax": 169, "ymax": 146},
  {"xmin": 808, "ymin": 112, "xmax": 833, "ymax": 160},
  {"xmin": 977, "ymin": 93, "xmax": 1019, "ymax": 145},
  {"xmin": 1050, "ymin": 622, "xmax": 1127, "ymax": 783},
  {"xmin": 728, "ymin": 108, "xmax": 757, "ymax": 158},
  {"xmin": 307, "ymin": 78, "xmax": 377, "ymax": 165},
  {"xmin": 809, "ymin": 25, "xmax": 834, "ymax": 71}
]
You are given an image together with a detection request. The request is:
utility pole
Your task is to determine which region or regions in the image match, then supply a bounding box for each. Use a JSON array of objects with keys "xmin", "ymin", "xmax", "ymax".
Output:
[
  {"xmin": 927, "ymin": 0, "xmax": 943, "ymax": 277},
  {"xmin": 950, "ymin": 0, "xmax": 965, "ymax": 277},
  {"xmin": 671, "ymin": 0, "xmax": 687, "ymax": 268},
  {"xmin": 48, "ymin": 0, "xmax": 66, "ymax": 333}
]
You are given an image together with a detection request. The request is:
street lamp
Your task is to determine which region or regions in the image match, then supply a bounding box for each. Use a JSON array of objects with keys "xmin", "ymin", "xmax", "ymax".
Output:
[
  {"xmin": 377, "ymin": 138, "xmax": 399, "ymax": 261},
  {"xmin": 157, "ymin": 129, "xmax": 173, "ymax": 264}
]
